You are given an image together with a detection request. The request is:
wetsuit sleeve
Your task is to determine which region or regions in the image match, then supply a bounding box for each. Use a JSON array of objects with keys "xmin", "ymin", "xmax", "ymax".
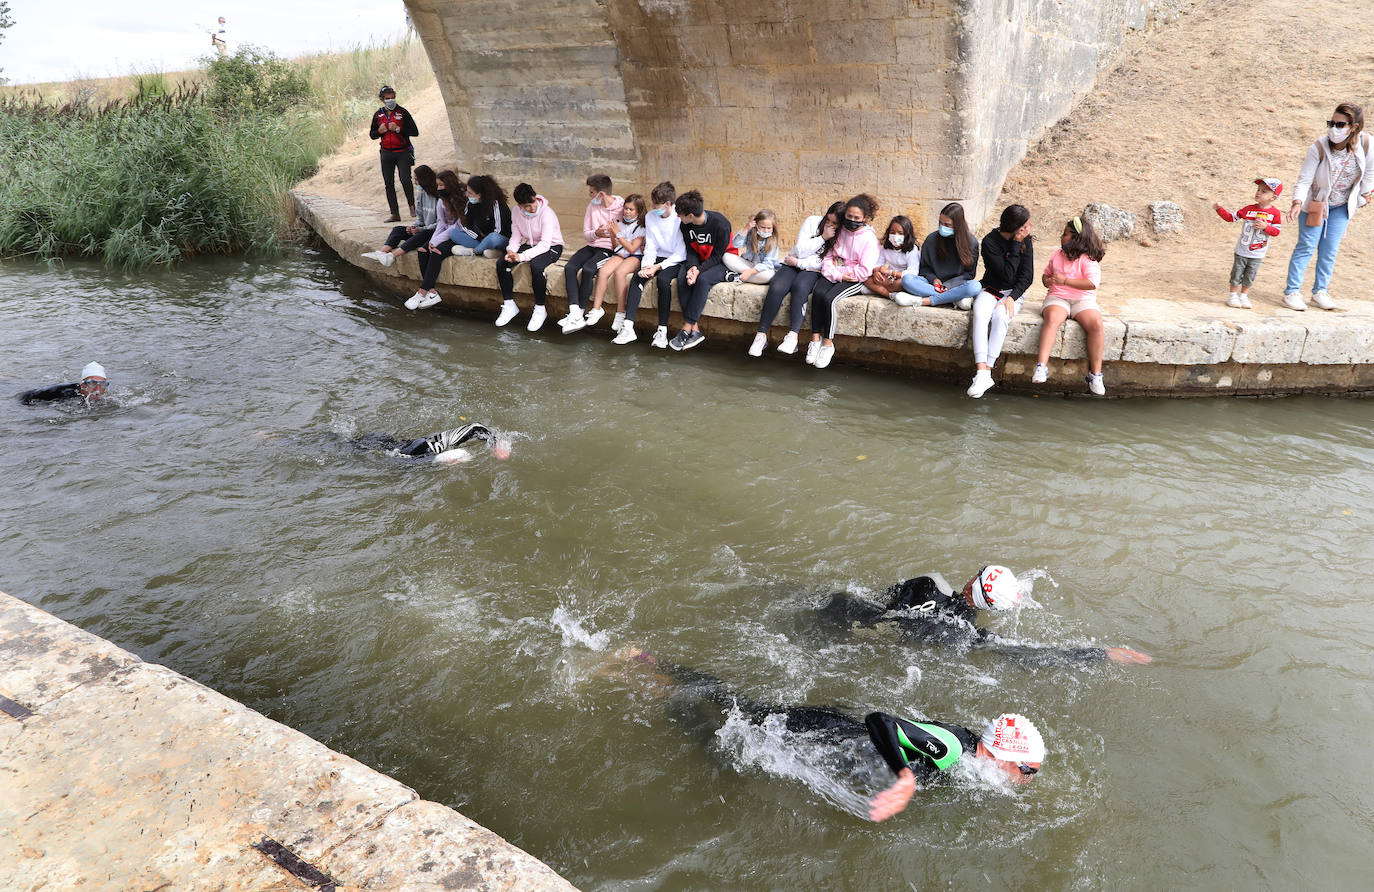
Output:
[
  {"xmin": 20, "ymin": 383, "xmax": 81, "ymax": 404},
  {"xmin": 883, "ymin": 576, "xmax": 943, "ymax": 611},
  {"xmin": 814, "ymin": 592, "xmax": 889, "ymax": 631},
  {"xmin": 864, "ymin": 714, "xmax": 976, "ymax": 779},
  {"xmin": 975, "ymin": 630, "xmax": 1108, "ymax": 666}
]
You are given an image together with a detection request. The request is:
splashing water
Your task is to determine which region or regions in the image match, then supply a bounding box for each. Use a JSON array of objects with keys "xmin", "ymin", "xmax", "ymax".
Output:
[
  {"xmin": 551, "ymin": 606, "xmax": 609, "ymax": 652},
  {"xmin": 1016, "ymin": 567, "xmax": 1058, "ymax": 610}
]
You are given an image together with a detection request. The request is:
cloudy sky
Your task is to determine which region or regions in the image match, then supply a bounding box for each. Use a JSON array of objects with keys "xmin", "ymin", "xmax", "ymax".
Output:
[{"xmin": 2, "ymin": 1, "xmax": 409, "ymax": 84}]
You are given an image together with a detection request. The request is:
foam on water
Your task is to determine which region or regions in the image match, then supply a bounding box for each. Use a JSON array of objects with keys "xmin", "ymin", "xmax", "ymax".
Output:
[{"xmin": 551, "ymin": 605, "xmax": 610, "ymax": 652}]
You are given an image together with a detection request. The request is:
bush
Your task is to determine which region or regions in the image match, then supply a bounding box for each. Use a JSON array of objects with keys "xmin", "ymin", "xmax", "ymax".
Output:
[{"xmin": 204, "ymin": 45, "xmax": 310, "ymax": 113}]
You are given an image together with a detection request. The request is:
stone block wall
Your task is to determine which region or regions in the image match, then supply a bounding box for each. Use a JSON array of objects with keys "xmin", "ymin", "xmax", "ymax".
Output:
[{"xmin": 405, "ymin": 0, "xmax": 1195, "ymax": 232}]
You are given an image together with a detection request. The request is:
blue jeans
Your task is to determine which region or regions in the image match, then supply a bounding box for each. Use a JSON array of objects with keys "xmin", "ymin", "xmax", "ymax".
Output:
[
  {"xmin": 450, "ymin": 230, "xmax": 510, "ymax": 254},
  {"xmin": 1284, "ymin": 204, "xmax": 1350, "ymax": 294},
  {"xmin": 899, "ymin": 274, "xmax": 982, "ymax": 306}
]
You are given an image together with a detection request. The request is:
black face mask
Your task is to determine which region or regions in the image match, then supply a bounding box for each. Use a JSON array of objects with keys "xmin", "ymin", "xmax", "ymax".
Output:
[
  {"xmin": 437, "ymin": 189, "xmax": 449, "ymax": 195},
  {"xmin": 842, "ymin": 219, "xmax": 863, "ymax": 231}
]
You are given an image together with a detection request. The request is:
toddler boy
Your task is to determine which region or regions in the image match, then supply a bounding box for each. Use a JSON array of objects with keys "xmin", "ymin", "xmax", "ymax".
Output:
[{"xmin": 1213, "ymin": 177, "xmax": 1283, "ymax": 308}]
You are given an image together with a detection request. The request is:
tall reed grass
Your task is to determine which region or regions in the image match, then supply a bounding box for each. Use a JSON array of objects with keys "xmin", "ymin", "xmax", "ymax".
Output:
[{"xmin": 0, "ymin": 38, "xmax": 433, "ymax": 268}]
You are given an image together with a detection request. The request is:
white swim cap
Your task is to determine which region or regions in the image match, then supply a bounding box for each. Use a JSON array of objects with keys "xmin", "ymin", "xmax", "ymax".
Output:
[
  {"xmin": 82, "ymin": 361, "xmax": 106, "ymax": 380},
  {"xmin": 970, "ymin": 565, "xmax": 1022, "ymax": 611},
  {"xmin": 981, "ymin": 713, "xmax": 1045, "ymax": 763}
]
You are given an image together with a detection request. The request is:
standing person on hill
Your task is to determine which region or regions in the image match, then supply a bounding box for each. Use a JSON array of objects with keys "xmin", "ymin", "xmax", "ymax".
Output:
[
  {"xmin": 449, "ymin": 174, "xmax": 511, "ymax": 259},
  {"xmin": 752, "ymin": 201, "xmax": 845, "ymax": 357},
  {"xmin": 901, "ymin": 203, "xmax": 981, "ymax": 309},
  {"xmin": 967, "ymin": 204, "xmax": 1035, "ymax": 399},
  {"xmin": 805, "ymin": 194, "xmax": 881, "ymax": 370},
  {"xmin": 495, "ymin": 182, "xmax": 564, "ymax": 331},
  {"xmin": 562, "ymin": 174, "xmax": 624, "ymax": 333},
  {"xmin": 1031, "ymin": 216, "xmax": 1107, "ymax": 395},
  {"xmin": 671, "ymin": 191, "xmax": 732, "ymax": 352},
  {"xmin": 370, "ymin": 85, "xmax": 419, "ymax": 223},
  {"xmin": 408, "ymin": 169, "xmax": 464, "ymax": 311},
  {"xmin": 210, "ymin": 17, "xmax": 228, "ymax": 57},
  {"xmin": 363, "ymin": 165, "xmax": 440, "ymax": 268},
  {"xmin": 620, "ymin": 181, "xmax": 687, "ymax": 348},
  {"xmin": 1281, "ymin": 103, "xmax": 1374, "ymax": 311}
]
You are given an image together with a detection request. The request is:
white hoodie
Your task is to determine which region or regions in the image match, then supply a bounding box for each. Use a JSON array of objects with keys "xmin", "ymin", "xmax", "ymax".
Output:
[{"xmin": 642, "ymin": 207, "xmax": 686, "ymax": 268}]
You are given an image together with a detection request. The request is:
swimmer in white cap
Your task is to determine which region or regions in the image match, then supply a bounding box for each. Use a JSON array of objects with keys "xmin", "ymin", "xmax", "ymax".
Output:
[
  {"xmin": 815, "ymin": 566, "xmax": 1151, "ymax": 665},
  {"xmin": 355, "ymin": 422, "xmax": 511, "ymax": 464},
  {"xmin": 19, "ymin": 361, "xmax": 110, "ymax": 405},
  {"xmin": 609, "ymin": 648, "xmax": 1045, "ymax": 822}
]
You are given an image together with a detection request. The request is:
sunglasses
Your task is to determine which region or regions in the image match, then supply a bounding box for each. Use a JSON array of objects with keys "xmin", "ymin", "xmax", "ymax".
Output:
[
  {"xmin": 1327, "ymin": 121, "xmax": 1351, "ymax": 128},
  {"xmin": 1017, "ymin": 764, "xmax": 1039, "ymax": 776},
  {"xmin": 81, "ymin": 378, "xmax": 109, "ymax": 390}
]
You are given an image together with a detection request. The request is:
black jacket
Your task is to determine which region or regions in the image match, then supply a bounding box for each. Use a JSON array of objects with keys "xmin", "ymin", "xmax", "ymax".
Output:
[
  {"xmin": 681, "ymin": 211, "xmax": 732, "ymax": 272},
  {"xmin": 369, "ymin": 105, "xmax": 418, "ymax": 152},
  {"xmin": 980, "ymin": 230, "xmax": 1034, "ymax": 300}
]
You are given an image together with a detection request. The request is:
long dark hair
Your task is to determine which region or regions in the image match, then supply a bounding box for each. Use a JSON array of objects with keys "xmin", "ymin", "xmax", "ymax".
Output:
[
  {"xmin": 998, "ymin": 204, "xmax": 1031, "ymax": 242},
  {"xmin": 884, "ymin": 215, "xmax": 917, "ymax": 254},
  {"xmin": 1061, "ymin": 215, "xmax": 1105, "ymax": 262},
  {"xmin": 459, "ymin": 174, "xmax": 508, "ymax": 228},
  {"xmin": 436, "ymin": 169, "xmax": 465, "ymax": 219},
  {"xmin": 413, "ymin": 165, "xmax": 438, "ymax": 198},
  {"xmin": 1330, "ymin": 101, "xmax": 1365, "ymax": 152},
  {"xmin": 934, "ymin": 202, "xmax": 973, "ymax": 267},
  {"xmin": 821, "ymin": 194, "xmax": 878, "ymax": 259}
]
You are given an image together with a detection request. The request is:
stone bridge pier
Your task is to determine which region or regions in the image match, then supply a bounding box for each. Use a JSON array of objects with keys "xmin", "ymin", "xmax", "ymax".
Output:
[{"xmin": 404, "ymin": 0, "xmax": 1184, "ymax": 228}]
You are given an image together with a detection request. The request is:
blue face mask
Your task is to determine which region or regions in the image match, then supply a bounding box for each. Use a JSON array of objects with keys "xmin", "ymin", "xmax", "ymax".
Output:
[
  {"xmin": 658, "ymin": 207, "xmax": 672, "ymax": 218},
  {"xmin": 521, "ymin": 208, "xmax": 538, "ymax": 218},
  {"xmin": 938, "ymin": 224, "xmax": 955, "ymax": 238}
]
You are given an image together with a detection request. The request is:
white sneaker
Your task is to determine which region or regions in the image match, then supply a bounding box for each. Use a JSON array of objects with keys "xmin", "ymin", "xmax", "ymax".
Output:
[
  {"xmin": 417, "ymin": 291, "xmax": 442, "ymax": 309},
  {"xmin": 611, "ymin": 312, "xmax": 625, "ymax": 333},
  {"xmin": 777, "ymin": 331, "xmax": 798, "ymax": 354},
  {"xmin": 495, "ymin": 300, "xmax": 519, "ymax": 327},
  {"xmin": 381, "ymin": 252, "xmax": 396, "ymax": 267},
  {"xmin": 362, "ymin": 250, "xmax": 385, "ymax": 263},
  {"xmin": 451, "ymin": 245, "xmax": 475, "ymax": 256},
  {"xmin": 967, "ymin": 369, "xmax": 995, "ymax": 398},
  {"xmin": 404, "ymin": 290, "xmax": 426, "ymax": 310},
  {"xmin": 891, "ymin": 293, "xmax": 918, "ymax": 307},
  {"xmin": 1227, "ymin": 293, "xmax": 1244, "ymax": 308},
  {"xmin": 613, "ymin": 322, "xmax": 637, "ymax": 344},
  {"xmin": 527, "ymin": 305, "xmax": 547, "ymax": 332},
  {"xmin": 1239, "ymin": 294, "xmax": 1252, "ymax": 309},
  {"xmin": 814, "ymin": 343, "xmax": 836, "ymax": 369},
  {"xmin": 1031, "ymin": 363, "xmax": 1049, "ymax": 384},
  {"xmin": 585, "ymin": 307, "xmax": 605, "ymax": 327},
  {"xmin": 651, "ymin": 326, "xmax": 669, "ymax": 349},
  {"xmin": 482, "ymin": 248, "xmax": 504, "ymax": 259},
  {"xmin": 1312, "ymin": 290, "xmax": 1335, "ymax": 310},
  {"xmin": 561, "ymin": 306, "xmax": 587, "ymax": 333},
  {"xmin": 804, "ymin": 340, "xmax": 821, "ymax": 365},
  {"xmin": 1086, "ymin": 372, "xmax": 1106, "ymax": 396},
  {"xmin": 748, "ymin": 333, "xmax": 767, "ymax": 357},
  {"xmin": 955, "ymin": 296, "xmax": 974, "ymax": 311},
  {"xmin": 1282, "ymin": 292, "xmax": 1306, "ymax": 311}
]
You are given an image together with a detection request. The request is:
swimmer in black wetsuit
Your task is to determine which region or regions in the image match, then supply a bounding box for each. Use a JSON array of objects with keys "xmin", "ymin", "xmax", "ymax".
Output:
[
  {"xmin": 815, "ymin": 565, "xmax": 1151, "ymax": 666},
  {"xmin": 355, "ymin": 422, "xmax": 512, "ymax": 463},
  {"xmin": 612, "ymin": 648, "xmax": 1045, "ymax": 822},
  {"xmin": 19, "ymin": 362, "xmax": 109, "ymax": 406}
]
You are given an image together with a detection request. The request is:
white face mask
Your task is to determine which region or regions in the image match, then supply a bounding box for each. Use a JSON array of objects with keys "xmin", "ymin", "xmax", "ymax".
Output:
[
  {"xmin": 590, "ymin": 196, "xmax": 602, "ymax": 206},
  {"xmin": 755, "ymin": 229, "xmax": 773, "ymax": 239},
  {"xmin": 888, "ymin": 234, "xmax": 904, "ymax": 248},
  {"xmin": 1330, "ymin": 125, "xmax": 1350, "ymax": 143},
  {"xmin": 383, "ymin": 99, "xmax": 396, "ymax": 110}
]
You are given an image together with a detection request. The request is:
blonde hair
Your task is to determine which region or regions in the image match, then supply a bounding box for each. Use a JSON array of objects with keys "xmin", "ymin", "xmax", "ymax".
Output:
[{"xmin": 747, "ymin": 209, "xmax": 778, "ymax": 256}]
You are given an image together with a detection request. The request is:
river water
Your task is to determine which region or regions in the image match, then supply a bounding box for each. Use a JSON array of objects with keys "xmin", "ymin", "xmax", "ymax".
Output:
[{"xmin": 3, "ymin": 250, "xmax": 1372, "ymax": 890}]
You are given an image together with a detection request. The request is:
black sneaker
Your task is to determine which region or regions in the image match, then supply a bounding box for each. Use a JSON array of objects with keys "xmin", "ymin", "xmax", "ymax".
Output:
[
  {"xmin": 669, "ymin": 330, "xmax": 691, "ymax": 351},
  {"xmin": 681, "ymin": 330, "xmax": 706, "ymax": 351},
  {"xmin": 723, "ymin": 271, "xmax": 741, "ymax": 283}
]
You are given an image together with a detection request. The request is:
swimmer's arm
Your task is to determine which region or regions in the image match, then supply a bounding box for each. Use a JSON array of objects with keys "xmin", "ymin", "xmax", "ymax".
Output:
[
  {"xmin": 868, "ymin": 768, "xmax": 916, "ymax": 822},
  {"xmin": 977, "ymin": 632, "xmax": 1150, "ymax": 666}
]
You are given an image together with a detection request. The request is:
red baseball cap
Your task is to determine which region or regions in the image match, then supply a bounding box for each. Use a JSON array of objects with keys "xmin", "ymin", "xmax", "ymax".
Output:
[{"xmin": 1255, "ymin": 177, "xmax": 1283, "ymax": 196}]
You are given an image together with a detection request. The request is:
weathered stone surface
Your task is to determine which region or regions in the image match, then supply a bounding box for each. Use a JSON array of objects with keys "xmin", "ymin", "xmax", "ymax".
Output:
[
  {"xmin": 1229, "ymin": 317, "xmax": 1307, "ymax": 364},
  {"xmin": 1122, "ymin": 318, "xmax": 1233, "ymax": 364},
  {"xmin": 0, "ymin": 592, "xmax": 576, "ymax": 892},
  {"xmin": 1149, "ymin": 201, "xmax": 1185, "ymax": 234},
  {"xmin": 1299, "ymin": 319, "xmax": 1374, "ymax": 364},
  {"xmin": 1083, "ymin": 202, "xmax": 1136, "ymax": 242}
]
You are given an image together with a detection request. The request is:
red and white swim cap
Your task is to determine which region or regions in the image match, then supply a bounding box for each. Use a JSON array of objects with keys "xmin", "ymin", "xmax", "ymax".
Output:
[
  {"xmin": 970, "ymin": 565, "xmax": 1023, "ymax": 611},
  {"xmin": 981, "ymin": 713, "xmax": 1046, "ymax": 763}
]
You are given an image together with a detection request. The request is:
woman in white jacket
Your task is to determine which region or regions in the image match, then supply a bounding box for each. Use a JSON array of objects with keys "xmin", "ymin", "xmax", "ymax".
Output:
[
  {"xmin": 1282, "ymin": 102, "xmax": 1374, "ymax": 311},
  {"xmin": 750, "ymin": 201, "xmax": 844, "ymax": 356}
]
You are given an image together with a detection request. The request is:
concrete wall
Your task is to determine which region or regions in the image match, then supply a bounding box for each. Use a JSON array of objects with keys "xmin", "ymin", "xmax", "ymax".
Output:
[{"xmin": 404, "ymin": 0, "xmax": 1194, "ymax": 230}]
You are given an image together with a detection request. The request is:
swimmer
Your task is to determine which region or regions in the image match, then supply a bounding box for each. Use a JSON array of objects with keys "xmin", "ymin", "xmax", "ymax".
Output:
[
  {"xmin": 815, "ymin": 566, "xmax": 1151, "ymax": 666},
  {"xmin": 19, "ymin": 362, "xmax": 109, "ymax": 406},
  {"xmin": 356, "ymin": 422, "xmax": 511, "ymax": 464},
  {"xmin": 611, "ymin": 648, "xmax": 1044, "ymax": 822}
]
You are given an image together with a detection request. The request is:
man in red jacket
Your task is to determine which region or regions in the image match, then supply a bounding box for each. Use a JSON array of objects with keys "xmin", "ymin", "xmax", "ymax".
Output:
[{"xmin": 370, "ymin": 85, "xmax": 419, "ymax": 223}]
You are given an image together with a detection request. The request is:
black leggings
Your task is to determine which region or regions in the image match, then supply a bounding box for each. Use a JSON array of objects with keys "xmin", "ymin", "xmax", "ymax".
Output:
[
  {"xmin": 625, "ymin": 262, "xmax": 681, "ymax": 325},
  {"xmin": 759, "ymin": 265, "xmax": 820, "ymax": 333},
  {"xmin": 654, "ymin": 659, "xmax": 869, "ymax": 737},
  {"xmin": 378, "ymin": 149, "xmax": 415, "ymax": 216},
  {"xmin": 496, "ymin": 244, "xmax": 564, "ymax": 305},
  {"xmin": 809, "ymin": 278, "xmax": 866, "ymax": 340},
  {"xmin": 563, "ymin": 246, "xmax": 612, "ymax": 308},
  {"xmin": 418, "ymin": 241, "xmax": 453, "ymax": 290},
  {"xmin": 385, "ymin": 226, "xmax": 433, "ymax": 252},
  {"xmin": 677, "ymin": 263, "xmax": 729, "ymax": 325}
]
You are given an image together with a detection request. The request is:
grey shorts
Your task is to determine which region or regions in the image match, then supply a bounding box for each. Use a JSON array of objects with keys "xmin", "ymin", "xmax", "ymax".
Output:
[{"xmin": 1229, "ymin": 254, "xmax": 1264, "ymax": 288}]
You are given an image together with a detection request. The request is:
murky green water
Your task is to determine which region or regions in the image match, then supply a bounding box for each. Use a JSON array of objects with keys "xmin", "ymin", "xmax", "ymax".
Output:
[{"xmin": 3, "ymin": 250, "xmax": 1372, "ymax": 890}]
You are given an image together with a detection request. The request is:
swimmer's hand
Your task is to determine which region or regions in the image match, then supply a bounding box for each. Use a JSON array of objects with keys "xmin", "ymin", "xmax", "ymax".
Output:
[
  {"xmin": 868, "ymin": 767, "xmax": 916, "ymax": 822},
  {"xmin": 490, "ymin": 437, "xmax": 512, "ymax": 461},
  {"xmin": 1105, "ymin": 646, "xmax": 1152, "ymax": 664}
]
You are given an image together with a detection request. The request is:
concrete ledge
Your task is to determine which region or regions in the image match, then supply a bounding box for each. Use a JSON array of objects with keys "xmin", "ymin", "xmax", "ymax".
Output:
[
  {"xmin": 0, "ymin": 591, "xmax": 576, "ymax": 892},
  {"xmin": 294, "ymin": 191, "xmax": 1374, "ymax": 397}
]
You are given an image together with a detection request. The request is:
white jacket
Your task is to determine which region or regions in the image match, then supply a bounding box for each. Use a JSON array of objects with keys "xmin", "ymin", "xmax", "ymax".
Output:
[
  {"xmin": 1293, "ymin": 132, "xmax": 1374, "ymax": 216},
  {"xmin": 642, "ymin": 209, "xmax": 686, "ymax": 267},
  {"xmin": 788, "ymin": 215, "xmax": 831, "ymax": 272}
]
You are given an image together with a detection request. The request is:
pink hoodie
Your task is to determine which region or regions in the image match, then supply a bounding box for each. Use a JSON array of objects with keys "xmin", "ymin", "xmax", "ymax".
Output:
[
  {"xmin": 583, "ymin": 194, "xmax": 625, "ymax": 249},
  {"xmin": 510, "ymin": 195, "xmax": 564, "ymax": 262},
  {"xmin": 821, "ymin": 225, "xmax": 880, "ymax": 282}
]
